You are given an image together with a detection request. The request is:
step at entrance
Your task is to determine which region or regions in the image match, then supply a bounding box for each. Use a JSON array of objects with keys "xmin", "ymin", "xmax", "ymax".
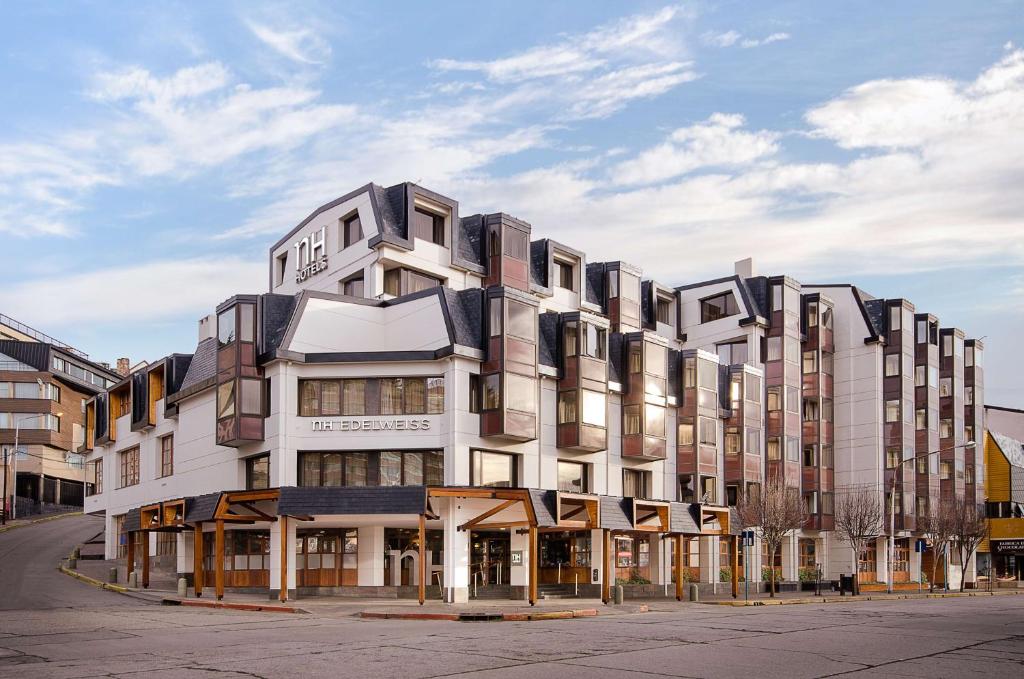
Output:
[
  {"xmin": 538, "ymin": 583, "xmax": 579, "ymax": 599},
  {"xmin": 470, "ymin": 584, "xmax": 512, "ymax": 600}
]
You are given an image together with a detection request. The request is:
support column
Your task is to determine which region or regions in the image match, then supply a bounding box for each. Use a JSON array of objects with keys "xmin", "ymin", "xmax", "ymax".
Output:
[
  {"xmin": 649, "ymin": 535, "xmax": 667, "ymax": 586},
  {"xmin": 442, "ymin": 502, "xmax": 470, "ymax": 603},
  {"xmin": 528, "ymin": 525, "xmax": 538, "ymax": 606},
  {"xmin": 699, "ymin": 536, "xmax": 717, "ymax": 584},
  {"xmin": 510, "ymin": 528, "xmax": 529, "ymax": 594},
  {"xmin": 215, "ymin": 519, "xmax": 225, "ymax": 600},
  {"xmin": 675, "ymin": 535, "xmax": 683, "ymax": 601},
  {"xmin": 279, "ymin": 516, "xmax": 289, "ymax": 603},
  {"xmin": 126, "ymin": 530, "xmax": 136, "ymax": 582},
  {"xmin": 141, "ymin": 530, "xmax": 150, "ymax": 589},
  {"xmin": 602, "ymin": 530, "xmax": 611, "ymax": 603},
  {"xmin": 418, "ymin": 514, "xmax": 426, "ymax": 605},
  {"xmin": 194, "ymin": 523, "xmax": 204, "ymax": 597},
  {"xmin": 731, "ymin": 535, "xmax": 739, "ymax": 598},
  {"xmin": 589, "ymin": 528, "xmax": 603, "ymax": 593},
  {"xmin": 875, "ymin": 536, "xmax": 889, "ymax": 585},
  {"xmin": 781, "ymin": 534, "xmax": 798, "ymax": 583},
  {"xmin": 357, "ymin": 526, "xmax": 385, "ymax": 586}
]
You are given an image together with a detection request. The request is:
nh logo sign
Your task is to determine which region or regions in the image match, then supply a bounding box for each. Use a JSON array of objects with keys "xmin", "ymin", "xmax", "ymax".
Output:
[{"xmin": 294, "ymin": 226, "xmax": 328, "ymax": 283}]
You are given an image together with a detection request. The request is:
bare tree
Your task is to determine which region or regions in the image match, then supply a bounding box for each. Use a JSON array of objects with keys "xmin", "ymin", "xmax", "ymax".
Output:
[
  {"xmin": 918, "ymin": 500, "xmax": 956, "ymax": 593},
  {"xmin": 833, "ymin": 486, "xmax": 885, "ymax": 595},
  {"xmin": 736, "ymin": 477, "xmax": 808, "ymax": 597},
  {"xmin": 950, "ymin": 497, "xmax": 987, "ymax": 592}
]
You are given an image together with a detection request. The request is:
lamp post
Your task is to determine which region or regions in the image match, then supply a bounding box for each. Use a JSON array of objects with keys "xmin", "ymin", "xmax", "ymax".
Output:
[{"xmin": 888, "ymin": 440, "xmax": 975, "ymax": 594}]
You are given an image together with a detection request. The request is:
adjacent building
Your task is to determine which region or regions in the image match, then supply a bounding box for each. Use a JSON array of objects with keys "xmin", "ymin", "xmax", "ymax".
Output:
[
  {"xmin": 1, "ymin": 314, "xmax": 119, "ymax": 517},
  {"xmin": 81, "ymin": 181, "xmax": 985, "ymax": 601},
  {"xmin": 980, "ymin": 405, "xmax": 1024, "ymax": 582}
]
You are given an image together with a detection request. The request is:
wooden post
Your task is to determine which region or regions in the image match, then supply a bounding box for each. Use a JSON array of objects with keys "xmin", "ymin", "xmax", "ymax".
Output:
[
  {"xmin": 194, "ymin": 523, "xmax": 204, "ymax": 597},
  {"xmin": 731, "ymin": 535, "xmax": 739, "ymax": 599},
  {"xmin": 215, "ymin": 519, "xmax": 225, "ymax": 601},
  {"xmin": 528, "ymin": 525, "xmax": 538, "ymax": 606},
  {"xmin": 141, "ymin": 530, "xmax": 150, "ymax": 589},
  {"xmin": 675, "ymin": 535, "xmax": 684, "ymax": 601},
  {"xmin": 602, "ymin": 529, "xmax": 611, "ymax": 604},
  {"xmin": 279, "ymin": 516, "xmax": 288, "ymax": 602},
  {"xmin": 126, "ymin": 530, "xmax": 135, "ymax": 582},
  {"xmin": 418, "ymin": 513, "xmax": 426, "ymax": 605}
]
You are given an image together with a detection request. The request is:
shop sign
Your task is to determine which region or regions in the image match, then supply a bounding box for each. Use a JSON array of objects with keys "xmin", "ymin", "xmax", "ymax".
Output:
[
  {"xmin": 510, "ymin": 551, "xmax": 523, "ymax": 566},
  {"xmin": 294, "ymin": 226, "xmax": 328, "ymax": 283},
  {"xmin": 991, "ymin": 539, "xmax": 1024, "ymax": 555},
  {"xmin": 311, "ymin": 418, "xmax": 432, "ymax": 432}
]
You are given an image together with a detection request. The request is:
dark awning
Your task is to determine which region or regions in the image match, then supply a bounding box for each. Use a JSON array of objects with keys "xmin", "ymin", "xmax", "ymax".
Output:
[
  {"xmin": 185, "ymin": 492, "xmax": 223, "ymax": 523},
  {"xmin": 600, "ymin": 496, "xmax": 633, "ymax": 531},
  {"xmin": 278, "ymin": 485, "xmax": 429, "ymax": 516},
  {"xmin": 670, "ymin": 502, "xmax": 701, "ymax": 534},
  {"xmin": 529, "ymin": 489, "xmax": 558, "ymax": 527}
]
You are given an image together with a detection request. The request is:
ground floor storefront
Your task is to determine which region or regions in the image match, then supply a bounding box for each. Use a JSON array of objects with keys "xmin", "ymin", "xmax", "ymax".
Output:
[{"xmin": 108, "ymin": 486, "xmax": 745, "ymax": 603}]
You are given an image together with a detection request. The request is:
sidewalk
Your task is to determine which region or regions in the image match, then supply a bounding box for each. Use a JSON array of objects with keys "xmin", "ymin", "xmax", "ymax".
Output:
[{"xmin": 0, "ymin": 510, "xmax": 81, "ymax": 533}]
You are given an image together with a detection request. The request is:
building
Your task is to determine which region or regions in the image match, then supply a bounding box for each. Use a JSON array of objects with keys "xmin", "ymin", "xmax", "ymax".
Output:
[
  {"xmin": 1, "ymin": 314, "xmax": 120, "ymax": 518},
  {"xmin": 81, "ymin": 181, "xmax": 985, "ymax": 601},
  {"xmin": 980, "ymin": 406, "xmax": 1024, "ymax": 582}
]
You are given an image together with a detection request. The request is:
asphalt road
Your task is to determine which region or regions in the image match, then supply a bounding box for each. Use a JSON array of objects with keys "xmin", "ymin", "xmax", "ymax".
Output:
[{"xmin": 0, "ymin": 515, "xmax": 1022, "ymax": 678}]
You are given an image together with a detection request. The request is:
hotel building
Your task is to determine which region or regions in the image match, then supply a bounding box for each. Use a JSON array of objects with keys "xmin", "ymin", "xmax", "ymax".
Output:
[
  {"xmin": 81, "ymin": 182, "xmax": 985, "ymax": 601},
  {"xmin": 1, "ymin": 314, "xmax": 119, "ymax": 517}
]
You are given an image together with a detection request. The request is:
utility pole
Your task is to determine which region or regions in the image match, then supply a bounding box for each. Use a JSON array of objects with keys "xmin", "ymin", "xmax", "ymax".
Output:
[{"xmin": 2, "ymin": 446, "xmax": 7, "ymax": 525}]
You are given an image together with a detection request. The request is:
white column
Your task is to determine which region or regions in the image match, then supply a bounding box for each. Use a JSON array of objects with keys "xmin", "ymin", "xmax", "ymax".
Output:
[
  {"xmin": 875, "ymin": 536, "xmax": 889, "ymax": 584},
  {"xmin": 817, "ymin": 535, "xmax": 829, "ymax": 580},
  {"xmin": 649, "ymin": 535, "xmax": 668, "ymax": 586},
  {"xmin": 510, "ymin": 528, "xmax": 529, "ymax": 593},
  {"xmin": 270, "ymin": 520, "xmax": 297, "ymax": 595},
  {"xmin": 443, "ymin": 503, "xmax": 470, "ymax": 603},
  {"xmin": 909, "ymin": 539, "xmax": 922, "ymax": 586},
  {"xmin": 699, "ymin": 536, "xmax": 718, "ymax": 584},
  {"xmin": 590, "ymin": 529, "xmax": 604, "ymax": 589},
  {"xmin": 176, "ymin": 531, "xmax": 194, "ymax": 576},
  {"xmin": 781, "ymin": 534, "xmax": 798, "ymax": 583},
  {"xmin": 357, "ymin": 526, "xmax": 385, "ymax": 586}
]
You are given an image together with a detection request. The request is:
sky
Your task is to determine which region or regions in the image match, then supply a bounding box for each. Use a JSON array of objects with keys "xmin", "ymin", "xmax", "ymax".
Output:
[{"xmin": 0, "ymin": 1, "xmax": 1021, "ymax": 406}]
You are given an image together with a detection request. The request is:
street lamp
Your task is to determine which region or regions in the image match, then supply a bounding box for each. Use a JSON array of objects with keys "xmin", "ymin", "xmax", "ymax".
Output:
[{"xmin": 887, "ymin": 440, "xmax": 975, "ymax": 594}]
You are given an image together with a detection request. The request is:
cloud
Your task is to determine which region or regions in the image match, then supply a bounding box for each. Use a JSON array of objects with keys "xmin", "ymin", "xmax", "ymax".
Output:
[
  {"xmin": 0, "ymin": 257, "xmax": 265, "ymax": 326},
  {"xmin": 246, "ymin": 21, "xmax": 331, "ymax": 65},
  {"xmin": 611, "ymin": 113, "xmax": 780, "ymax": 185},
  {"xmin": 702, "ymin": 29, "xmax": 790, "ymax": 49}
]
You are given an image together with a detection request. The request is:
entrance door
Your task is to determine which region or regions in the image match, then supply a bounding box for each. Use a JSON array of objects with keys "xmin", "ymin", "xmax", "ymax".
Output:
[{"xmin": 470, "ymin": 531, "xmax": 510, "ymax": 585}]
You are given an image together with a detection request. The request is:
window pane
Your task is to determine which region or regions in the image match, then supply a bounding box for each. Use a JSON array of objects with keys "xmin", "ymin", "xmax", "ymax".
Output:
[
  {"xmin": 380, "ymin": 378, "xmax": 403, "ymax": 415},
  {"xmin": 404, "ymin": 453, "xmax": 423, "ymax": 486},
  {"xmin": 240, "ymin": 379, "xmax": 262, "ymax": 415},
  {"xmin": 505, "ymin": 374, "xmax": 536, "ymax": 412},
  {"xmin": 581, "ymin": 390, "xmax": 606, "ymax": 427},
  {"xmin": 558, "ymin": 391, "xmax": 577, "ymax": 424},
  {"xmin": 217, "ymin": 309, "xmax": 235, "ymax": 346},
  {"xmin": 645, "ymin": 404, "xmax": 665, "ymax": 437},
  {"xmin": 344, "ymin": 453, "xmax": 368, "ymax": 486},
  {"xmin": 506, "ymin": 300, "xmax": 535, "ymax": 340},
  {"xmin": 299, "ymin": 380, "xmax": 319, "ymax": 416},
  {"xmin": 482, "ymin": 374, "xmax": 500, "ymax": 410},
  {"xmin": 474, "ymin": 451, "xmax": 515, "ymax": 487},
  {"xmin": 239, "ymin": 304, "xmax": 254, "ymax": 342},
  {"xmin": 301, "ymin": 454, "xmax": 321, "ymax": 486},
  {"xmin": 405, "ymin": 378, "xmax": 426, "ymax": 414},
  {"xmin": 424, "ymin": 451, "xmax": 444, "ymax": 486},
  {"xmin": 426, "ymin": 377, "xmax": 444, "ymax": 413},
  {"xmin": 217, "ymin": 381, "xmax": 235, "ymax": 419},
  {"xmin": 380, "ymin": 452, "xmax": 402, "ymax": 486},
  {"xmin": 558, "ymin": 461, "xmax": 586, "ymax": 493},
  {"xmin": 563, "ymin": 321, "xmax": 578, "ymax": 358},
  {"xmin": 323, "ymin": 453, "xmax": 342, "ymax": 486},
  {"xmin": 343, "ymin": 379, "xmax": 366, "ymax": 416}
]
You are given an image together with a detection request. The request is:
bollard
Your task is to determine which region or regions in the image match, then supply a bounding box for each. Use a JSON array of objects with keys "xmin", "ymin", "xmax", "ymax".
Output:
[
  {"xmin": 72, "ymin": 547, "xmax": 81, "ymax": 560},
  {"xmin": 128, "ymin": 571, "xmax": 138, "ymax": 588},
  {"xmin": 613, "ymin": 585, "xmax": 624, "ymax": 605},
  {"xmin": 68, "ymin": 557, "xmax": 77, "ymax": 569},
  {"xmin": 108, "ymin": 567, "xmax": 117, "ymax": 584},
  {"xmin": 177, "ymin": 578, "xmax": 187, "ymax": 597},
  {"xmin": 689, "ymin": 583, "xmax": 699, "ymax": 602}
]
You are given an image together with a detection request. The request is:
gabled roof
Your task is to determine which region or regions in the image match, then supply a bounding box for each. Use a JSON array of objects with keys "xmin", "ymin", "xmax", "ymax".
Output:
[{"xmin": 179, "ymin": 337, "xmax": 217, "ymax": 392}]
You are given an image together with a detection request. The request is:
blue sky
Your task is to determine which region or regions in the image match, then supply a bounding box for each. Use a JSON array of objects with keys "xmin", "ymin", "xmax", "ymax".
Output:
[{"xmin": 0, "ymin": 1, "xmax": 1021, "ymax": 406}]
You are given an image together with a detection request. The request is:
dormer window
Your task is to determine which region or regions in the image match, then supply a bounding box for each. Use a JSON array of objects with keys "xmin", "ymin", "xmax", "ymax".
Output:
[
  {"xmin": 413, "ymin": 207, "xmax": 445, "ymax": 246},
  {"xmin": 275, "ymin": 252, "xmax": 288, "ymax": 287},
  {"xmin": 700, "ymin": 291, "xmax": 739, "ymax": 323},
  {"xmin": 554, "ymin": 258, "xmax": 575, "ymax": 291},
  {"xmin": 656, "ymin": 295, "xmax": 673, "ymax": 325},
  {"xmin": 342, "ymin": 214, "xmax": 363, "ymax": 249}
]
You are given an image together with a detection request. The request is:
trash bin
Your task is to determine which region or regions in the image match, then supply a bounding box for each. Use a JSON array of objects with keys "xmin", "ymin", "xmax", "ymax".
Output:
[{"xmin": 839, "ymin": 574, "xmax": 855, "ymax": 596}]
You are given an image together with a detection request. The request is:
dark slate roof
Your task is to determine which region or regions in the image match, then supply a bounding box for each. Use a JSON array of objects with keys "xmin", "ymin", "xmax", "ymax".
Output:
[
  {"xmin": 600, "ymin": 496, "xmax": 633, "ymax": 530},
  {"xmin": 585, "ymin": 262, "xmax": 605, "ymax": 308},
  {"xmin": 456, "ymin": 215, "xmax": 486, "ymax": 269},
  {"xmin": 179, "ymin": 337, "xmax": 217, "ymax": 391},
  {"xmin": 741, "ymin": 276, "xmax": 768, "ymax": 318},
  {"xmin": 0, "ymin": 340, "xmax": 49, "ymax": 371},
  {"xmin": 185, "ymin": 492, "xmax": 222, "ymax": 523},
  {"xmin": 728, "ymin": 508, "xmax": 742, "ymax": 536},
  {"xmin": 670, "ymin": 502, "xmax": 701, "ymax": 534},
  {"xmin": 863, "ymin": 297, "xmax": 886, "ymax": 336},
  {"xmin": 278, "ymin": 485, "xmax": 428, "ymax": 516},
  {"xmin": 444, "ymin": 288, "xmax": 484, "ymax": 351},
  {"xmin": 373, "ymin": 183, "xmax": 406, "ymax": 240},
  {"xmin": 538, "ymin": 312, "xmax": 559, "ymax": 369},
  {"xmin": 261, "ymin": 293, "xmax": 298, "ymax": 355},
  {"xmin": 530, "ymin": 239, "xmax": 548, "ymax": 289},
  {"xmin": 668, "ymin": 349, "xmax": 682, "ymax": 401},
  {"xmin": 529, "ymin": 490, "xmax": 558, "ymax": 527},
  {"xmin": 122, "ymin": 508, "xmax": 141, "ymax": 533},
  {"xmin": 608, "ymin": 332, "xmax": 625, "ymax": 386}
]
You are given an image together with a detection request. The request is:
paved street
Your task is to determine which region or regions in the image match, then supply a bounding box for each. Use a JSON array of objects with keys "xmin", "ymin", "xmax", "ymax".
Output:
[{"xmin": 1, "ymin": 516, "xmax": 1022, "ymax": 678}]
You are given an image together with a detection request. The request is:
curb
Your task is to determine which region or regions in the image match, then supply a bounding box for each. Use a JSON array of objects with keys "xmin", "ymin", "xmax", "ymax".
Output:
[
  {"xmin": 58, "ymin": 564, "xmax": 129, "ymax": 593},
  {"xmin": 0, "ymin": 511, "xmax": 81, "ymax": 533},
  {"xmin": 358, "ymin": 608, "xmax": 601, "ymax": 622},
  {"xmin": 702, "ymin": 590, "xmax": 1024, "ymax": 606}
]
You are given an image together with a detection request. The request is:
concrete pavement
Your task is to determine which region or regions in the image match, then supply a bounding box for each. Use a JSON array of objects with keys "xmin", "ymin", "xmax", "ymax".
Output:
[{"xmin": 1, "ymin": 516, "xmax": 1023, "ymax": 677}]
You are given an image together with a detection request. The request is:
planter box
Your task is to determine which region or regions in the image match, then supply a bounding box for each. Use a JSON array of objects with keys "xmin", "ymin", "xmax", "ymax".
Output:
[{"xmin": 859, "ymin": 582, "xmax": 923, "ymax": 592}]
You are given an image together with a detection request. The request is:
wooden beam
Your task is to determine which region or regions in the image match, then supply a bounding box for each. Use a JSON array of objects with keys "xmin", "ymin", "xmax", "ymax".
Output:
[
  {"xmin": 458, "ymin": 498, "xmax": 519, "ymax": 531},
  {"xmin": 528, "ymin": 525, "xmax": 538, "ymax": 606},
  {"xmin": 280, "ymin": 516, "xmax": 288, "ymax": 603},
  {"xmin": 225, "ymin": 489, "xmax": 280, "ymax": 503},
  {"xmin": 465, "ymin": 520, "xmax": 531, "ymax": 530},
  {"xmin": 602, "ymin": 529, "xmax": 611, "ymax": 604},
  {"xmin": 220, "ymin": 513, "xmax": 275, "ymax": 523},
  {"xmin": 141, "ymin": 531, "xmax": 150, "ymax": 589},
  {"xmin": 560, "ymin": 504, "xmax": 588, "ymax": 521},
  {"xmin": 215, "ymin": 519, "xmax": 225, "ymax": 601},
  {"xmin": 236, "ymin": 502, "xmax": 275, "ymax": 522},
  {"xmin": 194, "ymin": 522, "xmax": 204, "ymax": 597},
  {"xmin": 418, "ymin": 514, "xmax": 426, "ymax": 606},
  {"xmin": 675, "ymin": 535, "xmax": 683, "ymax": 601},
  {"xmin": 126, "ymin": 530, "xmax": 135, "ymax": 582},
  {"xmin": 731, "ymin": 535, "xmax": 739, "ymax": 599}
]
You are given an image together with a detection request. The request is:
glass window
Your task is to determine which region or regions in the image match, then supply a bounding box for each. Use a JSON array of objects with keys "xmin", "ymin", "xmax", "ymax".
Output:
[
  {"xmin": 413, "ymin": 207, "xmax": 445, "ymax": 245},
  {"xmin": 942, "ymin": 334, "xmax": 952, "ymax": 357},
  {"xmin": 822, "ymin": 352, "xmax": 834, "ymax": 375},
  {"xmin": 916, "ymin": 408, "xmax": 927, "ymax": 430},
  {"xmin": 767, "ymin": 386, "xmax": 781, "ymax": 412},
  {"xmin": 240, "ymin": 379, "xmax": 263, "ymax": 415},
  {"xmin": 581, "ymin": 390, "xmax": 606, "ymax": 427},
  {"xmin": 915, "ymin": 365, "xmax": 926, "ymax": 387},
  {"xmin": 803, "ymin": 444, "xmax": 816, "ymax": 467},
  {"xmin": 607, "ymin": 270, "xmax": 619, "ymax": 298},
  {"xmin": 766, "ymin": 337, "xmax": 782, "ymax": 361},
  {"xmin": 939, "ymin": 377, "xmax": 952, "ymax": 398},
  {"xmin": 698, "ymin": 416, "xmax": 716, "ymax": 446},
  {"xmin": 247, "ymin": 455, "xmax": 269, "ymax": 489},
  {"xmin": 563, "ymin": 321, "xmax": 578, "ymax": 358},
  {"xmin": 678, "ymin": 474, "xmax": 694, "ymax": 502},
  {"xmin": 217, "ymin": 381, "xmax": 235, "ymax": 419},
  {"xmin": 766, "ymin": 438, "xmax": 781, "ymax": 460},
  {"xmin": 965, "ymin": 346, "xmax": 974, "ymax": 368},
  {"xmin": 803, "ymin": 350, "xmax": 818, "ymax": 374},
  {"xmin": 940, "ymin": 461, "xmax": 952, "ymax": 480},
  {"xmin": 558, "ymin": 390, "xmax": 577, "ymax": 424},
  {"xmin": 380, "ymin": 451, "xmax": 402, "ymax": 486},
  {"xmin": 700, "ymin": 476, "xmax": 716, "ymax": 503},
  {"xmin": 217, "ymin": 308, "xmax": 235, "ymax": 347},
  {"xmin": 885, "ymin": 353, "xmax": 900, "ymax": 377},
  {"xmin": 481, "ymin": 374, "xmax": 500, "ymax": 410},
  {"xmin": 700, "ymin": 291, "xmax": 739, "ymax": 323},
  {"xmin": 503, "ymin": 228, "xmax": 528, "ymax": 259},
  {"xmin": 489, "ymin": 298, "xmax": 502, "ymax": 336},
  {"xmin": 886, "ymin": 448, "xmax": 901, "ymax": 468},
  {"xmin": 506, "ymin": 300, "xmax": 535, "ymax": 341},
  {"xmin": 746, "ymin": 428, "xmax": 761, "ymax": 455},
  {"xmin": 965, "ymin": 386, "xmax": 974, "ymax": 405},
  {"xmin": 342, "ymin": 214, "xmax": 363, "ymax": 248},
  {"xmin": 239, "ymin": 304, "xmax": 254, "ymax": 343},
  {"xmin": 885, "ymin": 400, "xmax": 900, "ymax": 423},
  {"xmin": 160, "ymin": 435, "xmax": 174, "ymax": 477},
  {"xmin": 342, "ymin": 276, "xmax": 364, "ymax": 297},
  {"xmin": 558, "ymin": 460, "xmax": 588, "ymax": 493},
  {"xmin": 725, "ymin": 428, "xmax": 741, "ymax": 455},
  {"xmin": 786, "ymin": 436, "xmax": 800, "ymax": 462},
  {"xmin": 620, "ymin": 273, "xmax": 640, "ymax": 302},
  {"xmin": 427, "ymin": 377, "xmax": 444, "ymax": 413},
  {"xmin": 583, "ymin": 324, "xmax": 607, "ymax": 359},
  {"xmin": 118, "ymin": 446, "xmax": 140, "ymax": 488},
  {"xmin": 889, "ymin": 306, "xmax": 901, "ymax": 331},
  {"xmin": 940, "ymin": 419, "xmax": 953, "ymax": 438},
  {"xmin": 505, "ymin": 374, "xmax": 536, "ymax": 412},
  {"xmin": 645, "ymin": 404, "xmax": 666, "ymax": 438},
  {"xmin": 322, "ymin": 453, "xmax": 343, "ymax": 486},
  {"xmin": 344, "ymin": 379, "xmax": 366, "ymax": 416},
  {"xmin": 807, "ymin": 301, "xmax": 818, "ymax": 327},
  {"xmin": 678, "ymin": 420, "xmax": 694, "ymax": 446},
  {"xmin": 554, "ymin": 259, "xmax": 575, "ymax": 291},
  {"xmin": 645, "ymin": 342, "xmax": 667, "ymax": 378},
  {"xmin": 786, "ymin": 386, "xmax": 799, "ymax": 413},
  {"xmin": 623, "ymin": 404, "xmax": 641, "ymax": 435},
  {"xmin": 472, "ymin": 450, "xmax": 517, "ymax": 487},
  {"xmin": 656, "ymin": 297, "xmax": 672, "ymax": 325},
  {"xmin": 623, "ymin": 469, "xmax": 647, "ymax": 499},
  {"xmin": 404, "ymin": 378, "xmax": 426, "ymax": 414},
  {"xmin": 683, "ymin": 358, "xmax": 696, "ymax": 389},
  {"xmin": 380, "ymin": 378, "xmax": 404, "ymax": 415},
  {"xmin": 345, "ymin": 453, "xmax": 369, "ymax": 486},
  {"xmin": 717, "ymin": 340, "xmax": 748, "ymax": 366},
  {"xmin": 408, "ymin": 270, "xmax": 441, "ymax": 294},
  {"xmin": 771, "ymin": 284, "xmax": 783, "ymax": 311},
  {"xmin": 803, "ymin": 398, "xmax": 819, "ymax": 422}
]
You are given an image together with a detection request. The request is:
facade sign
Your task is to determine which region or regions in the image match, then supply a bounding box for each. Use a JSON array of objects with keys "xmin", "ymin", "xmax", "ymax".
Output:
[
  {"xmin": 991, "ymin": 539, "xmax": 1024, "ymax": 555},
  {"xmin": 311, "ymin": 418, "xmax": 432, "ymax": 432},
  {"xmin": 294, "ymin": 226, "xmax": 328, "ymax": 283},
  {"xmin": 510, "ymin": 551, "xmax": 523, "ymax": 566}
]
